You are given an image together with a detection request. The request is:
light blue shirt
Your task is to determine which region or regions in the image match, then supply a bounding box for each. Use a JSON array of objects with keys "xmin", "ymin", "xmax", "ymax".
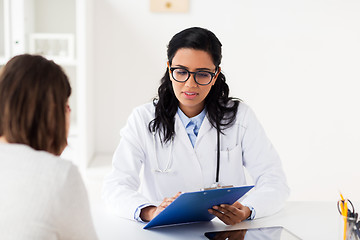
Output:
[{"xmin": 177, "ymin": 107, "xmax": 207, "ymax": 148}]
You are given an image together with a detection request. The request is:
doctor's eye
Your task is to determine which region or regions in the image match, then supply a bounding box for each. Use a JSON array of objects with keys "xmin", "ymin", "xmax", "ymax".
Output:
[
  {"xmin": 174, "ymin": 69, "xmax": 188, "ymax": 76},
  {"xmin": 196, "ymin": 72, "xmax": 211, "ymax": 79}
]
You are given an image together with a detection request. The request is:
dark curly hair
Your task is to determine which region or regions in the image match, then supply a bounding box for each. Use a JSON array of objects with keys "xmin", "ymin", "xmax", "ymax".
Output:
[{"xmin": 149, "ymin": 27, "xmax": 240, "ymax": 143}]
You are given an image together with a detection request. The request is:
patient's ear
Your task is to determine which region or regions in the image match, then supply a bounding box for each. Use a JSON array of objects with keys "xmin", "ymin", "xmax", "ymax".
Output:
[{"xmin": 0, "ymin": 136, "xmax": 8, "ymax": 143}]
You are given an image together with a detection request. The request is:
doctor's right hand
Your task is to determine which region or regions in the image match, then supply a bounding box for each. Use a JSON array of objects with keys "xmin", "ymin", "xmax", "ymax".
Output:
[{"xmin": 140, "ymin": 192, "xmax": 181, "ymax": 222}]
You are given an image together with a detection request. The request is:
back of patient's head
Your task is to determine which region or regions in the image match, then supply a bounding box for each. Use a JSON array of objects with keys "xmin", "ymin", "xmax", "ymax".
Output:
[{"xmin": 0, "ymin": 54, "xmax": 71, "ymax": 156}]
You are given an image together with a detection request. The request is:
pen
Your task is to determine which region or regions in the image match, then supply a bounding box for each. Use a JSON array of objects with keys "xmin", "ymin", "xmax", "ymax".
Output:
[
  {"xmin": 340, "ymin": 192, "xmax": 345, "ymax": 213},
  {"xmin": 343, "ymin": 200, "xmax": 348, "ymax": 240},
  {"xmin": 340, "ymin": 192, "xmax": 345, "ymax": 201}
]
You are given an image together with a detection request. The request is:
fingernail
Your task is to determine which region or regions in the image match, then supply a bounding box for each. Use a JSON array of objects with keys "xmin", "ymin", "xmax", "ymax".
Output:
[{"xmin": 213, "ymin": 206, "xmax": 218, "ymax": 210}]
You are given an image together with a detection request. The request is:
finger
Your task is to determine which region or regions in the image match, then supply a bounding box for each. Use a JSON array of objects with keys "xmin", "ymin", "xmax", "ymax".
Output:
[
  {"xmin": 163, "ymin": 192, "xmax": 181, "ymax": 205},
  {"xmin": 161, "ymin": 197, "xmax": 178, "ymax": 208},
  {"xmin": 213, "ymin": 205, "xmax": 247, "ymax": 224},
  {"xmin": 160, "ymin": 201, "xmax": 172, "ymax": 208},
  {"xmin": 226, "ymin": 204, "xmax": 251, "ymax": 221},
  {"xmin": 232, "ymin": 202, "xmax": 249, "ymax": 213},
  {"xmin": 158, "ymin": 203, "xmax": 166, "ymax": 210},
  {"xmin": 216, "ymin": 204, "xmax": 240, "ymax": 218},
  {"xmin": 220, "ymin": 204, "xmax": 248, "ymax": 220},
  {"xmin": 211, "ymin": 205, "xmax": 228, "ymax": 216},
  {"xmin": 174, "ymin": 192, "xmax": 182, "ymax": 198},
  {"xmin": 232, "ymin": 201, "xmax": 252, "ymax": 218},
  {"xmin": 163, "ymin": 198, "xmax": 176, "ymax": 206},
  {"xmin": 159, "ymin": 198, "xmax": 171, "ymax": 208},
  {"xmin": 165, "ymin": 197, "xmax": 177, "ymax": 203},
  {"xmin": 208, "ymin": 208, "xmax": 235, "ymax": 225},
  {"xmin": 168, "ymin": 196, "xmax": 177, "ymax": 202},
  {"xmin": 155, "ymin": 198, "xmax": 175, "ymax": 215},
  {"xmin": 232, "ymin": 201, "xmax": 242, "ymax": 208},
  {"xmin": 153, "ymin": 206, "xmax": 166, "ymax": 218}
]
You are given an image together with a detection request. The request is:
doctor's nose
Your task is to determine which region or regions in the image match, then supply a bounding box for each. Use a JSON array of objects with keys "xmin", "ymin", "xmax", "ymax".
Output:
[{"xmin": 185, "ymin": 73, "xmax": 198, "ymax": 88}]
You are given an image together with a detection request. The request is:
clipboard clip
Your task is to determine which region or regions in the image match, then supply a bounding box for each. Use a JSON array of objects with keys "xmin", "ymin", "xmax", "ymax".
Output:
[{"xmin": 201, "ymin": 184, "xmax": 234, "ymax": 191}]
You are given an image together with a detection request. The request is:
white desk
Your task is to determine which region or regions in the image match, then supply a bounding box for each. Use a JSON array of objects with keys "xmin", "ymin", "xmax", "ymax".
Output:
[{"xmin": 91, "ymin": 201, "xmax": 341, "ymax": 240}]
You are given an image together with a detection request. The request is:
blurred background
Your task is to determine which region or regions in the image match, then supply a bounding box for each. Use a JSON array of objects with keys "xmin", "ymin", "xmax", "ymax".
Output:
[{"xmin": 1, "ymin": 0, "xmax": 359, "ymax": 202}]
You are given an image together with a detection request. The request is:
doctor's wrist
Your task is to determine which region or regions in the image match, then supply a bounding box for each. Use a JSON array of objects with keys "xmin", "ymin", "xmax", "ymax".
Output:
[
  {"xmin": 140, "ymin": 206, "xmax": 157, "ymax": 222},
  {"xmin": 243, "ymin": 206, "xmax": 251, "ymax": 220},
  {"xmin": 244, "ymin": 205, "xmax": 256, "ymax": 220}
]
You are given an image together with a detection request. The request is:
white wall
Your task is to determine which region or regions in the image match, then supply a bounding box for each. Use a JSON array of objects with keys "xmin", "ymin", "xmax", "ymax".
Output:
[
  {"xmin": 0, "ymin": 0, "xmax": 4, "ymax": 56},
  {"xmin": 93, "ymin": 0, "xmax": 360, "ymax": 201}
]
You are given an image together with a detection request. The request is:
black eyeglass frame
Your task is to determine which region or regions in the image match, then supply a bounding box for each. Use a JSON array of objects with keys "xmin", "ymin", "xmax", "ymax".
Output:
[{"xmin": 169, "ymin": 67, "xmax": 218, "ymax": 86}]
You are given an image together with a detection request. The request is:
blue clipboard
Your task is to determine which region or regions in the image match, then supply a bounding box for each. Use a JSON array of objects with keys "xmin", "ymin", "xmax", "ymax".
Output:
[{"xmin": 144, "ymin": 185, "xmax": 254, "ymax": 229}]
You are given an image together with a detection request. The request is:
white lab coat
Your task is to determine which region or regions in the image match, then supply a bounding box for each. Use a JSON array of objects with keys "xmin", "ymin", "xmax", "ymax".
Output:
[{"xmin": 102, "ymin": 102, "xmax": 289, "ymax": 220}]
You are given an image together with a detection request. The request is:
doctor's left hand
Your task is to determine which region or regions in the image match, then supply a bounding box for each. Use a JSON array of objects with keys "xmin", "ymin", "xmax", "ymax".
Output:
[
  {"xmin": 140, "ymin": 192, "xmax": 181, "ymax": 222},
  {"xmin": 208, "ymin": 201, "xmax": 251, "ymax": 225}
]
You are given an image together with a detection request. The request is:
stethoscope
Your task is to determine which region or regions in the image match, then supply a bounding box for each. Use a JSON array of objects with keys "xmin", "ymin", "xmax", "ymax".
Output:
[
  {"xmin": 152, "ymin": 132, "xmax": 174, "ymax": 173},
  {"xmin": 153, "ymin": 127, "xmax": 221, "ymax": 186}
]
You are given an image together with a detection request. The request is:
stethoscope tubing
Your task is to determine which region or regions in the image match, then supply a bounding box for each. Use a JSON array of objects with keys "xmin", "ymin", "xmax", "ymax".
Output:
[
  {"xmin": 216, "ymin": 128, "xmax": 220, "ymax": 183},
  {"xmin": 153, "ymin": 128, "xmax": 221, "ymax": 185}
]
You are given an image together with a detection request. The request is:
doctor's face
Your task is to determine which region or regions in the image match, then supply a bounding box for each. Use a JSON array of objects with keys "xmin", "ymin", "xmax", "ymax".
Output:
[{"xmin": 168, "ymin": 48, "xmax": 220, "ymax": 118}]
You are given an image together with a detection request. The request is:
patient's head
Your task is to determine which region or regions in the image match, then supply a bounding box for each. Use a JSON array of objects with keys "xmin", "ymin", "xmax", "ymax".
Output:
[{"xmin": 0, "ymin": 54, "xmax": 72, "ymax": 155}]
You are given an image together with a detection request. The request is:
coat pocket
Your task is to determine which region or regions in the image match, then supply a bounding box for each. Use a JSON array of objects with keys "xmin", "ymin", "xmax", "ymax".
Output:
[{"xmin": 218, "ymin": 145, "xmax": 248, "ymax": 186}]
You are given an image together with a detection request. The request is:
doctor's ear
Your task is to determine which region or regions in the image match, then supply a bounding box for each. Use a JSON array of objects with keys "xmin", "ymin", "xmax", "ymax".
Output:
[
  {"xmin": 167, "ymin": 62, "xmax": 172, "ymax": 79},
  {"xmin": 212, "ymin": 67, "xmax": 221, "ymax": 86}
]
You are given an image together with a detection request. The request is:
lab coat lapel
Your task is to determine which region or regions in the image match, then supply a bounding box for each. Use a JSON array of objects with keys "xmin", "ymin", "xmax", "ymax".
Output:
[
  {"xmin": 194, "ymin": 115, "xmax": 213, "ymax": 148},
  {"xmin": 174, "ymin": 113, "xmax": 205, "ymax": 189},
  {"xmin": 174, "ymin": 114, "xmax": 194, "ymax": 150}
]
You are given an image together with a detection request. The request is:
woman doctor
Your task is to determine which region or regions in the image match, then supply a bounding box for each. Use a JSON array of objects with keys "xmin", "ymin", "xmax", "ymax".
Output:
[{"xmin": 103, "ymin": 27, "xmax": 289, "ymax": 224}]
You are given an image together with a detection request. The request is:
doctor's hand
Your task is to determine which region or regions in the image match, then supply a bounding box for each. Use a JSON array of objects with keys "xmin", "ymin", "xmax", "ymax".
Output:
[
  {"xmin": 208, "ymin": 201, "xmax": 251, "ymax": 225},
  {"xmin": 140, "ymin": 192, "xmax": 181, "ymax": 222}
]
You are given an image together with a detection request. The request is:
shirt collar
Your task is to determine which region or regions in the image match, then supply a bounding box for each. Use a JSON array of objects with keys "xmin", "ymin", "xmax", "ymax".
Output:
[{"xmin": 177, "ymin": 107, "xmax": 207, "ymax": 129}]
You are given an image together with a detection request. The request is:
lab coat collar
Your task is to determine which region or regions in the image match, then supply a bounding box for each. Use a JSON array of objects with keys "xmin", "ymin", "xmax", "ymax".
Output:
[
  {"xmin": 174, "ymin": 114, "xmax": 194, "ymax": 150},
  {"xmin": 194, "ymin": 114, "xmax": 213, "ymax": 148},
  {"xmin": 175, "ymin": 112, "xmax": 213, "ymax": 149}
]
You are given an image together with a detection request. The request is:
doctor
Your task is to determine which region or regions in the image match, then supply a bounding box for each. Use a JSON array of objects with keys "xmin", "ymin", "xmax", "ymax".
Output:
[{"xmin": 103, "ymin": 27, "xmax": 289, "ymax": 225}]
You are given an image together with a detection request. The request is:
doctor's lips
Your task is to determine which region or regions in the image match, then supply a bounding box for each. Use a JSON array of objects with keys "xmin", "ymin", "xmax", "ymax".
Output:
[{"xmin": 183, "ymin": 91, "xmax": 199, "ymax": 99}]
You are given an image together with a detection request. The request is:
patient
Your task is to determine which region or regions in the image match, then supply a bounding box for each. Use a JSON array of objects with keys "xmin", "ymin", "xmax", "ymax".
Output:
[{"xmin": 0, "ymin": 54, "xmax": 98, "ymax": 239}]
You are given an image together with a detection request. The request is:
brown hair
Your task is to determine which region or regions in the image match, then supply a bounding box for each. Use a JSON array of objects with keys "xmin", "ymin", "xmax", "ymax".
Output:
[{"xmin": 0, "ymin": 54, "xmax": 71, "ymax": 155}]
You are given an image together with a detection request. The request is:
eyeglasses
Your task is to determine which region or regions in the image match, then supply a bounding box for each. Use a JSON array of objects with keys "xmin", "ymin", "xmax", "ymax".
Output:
[{"xmin": 169, "ymin": 67, "xmax": 217, "ymax": 86}]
